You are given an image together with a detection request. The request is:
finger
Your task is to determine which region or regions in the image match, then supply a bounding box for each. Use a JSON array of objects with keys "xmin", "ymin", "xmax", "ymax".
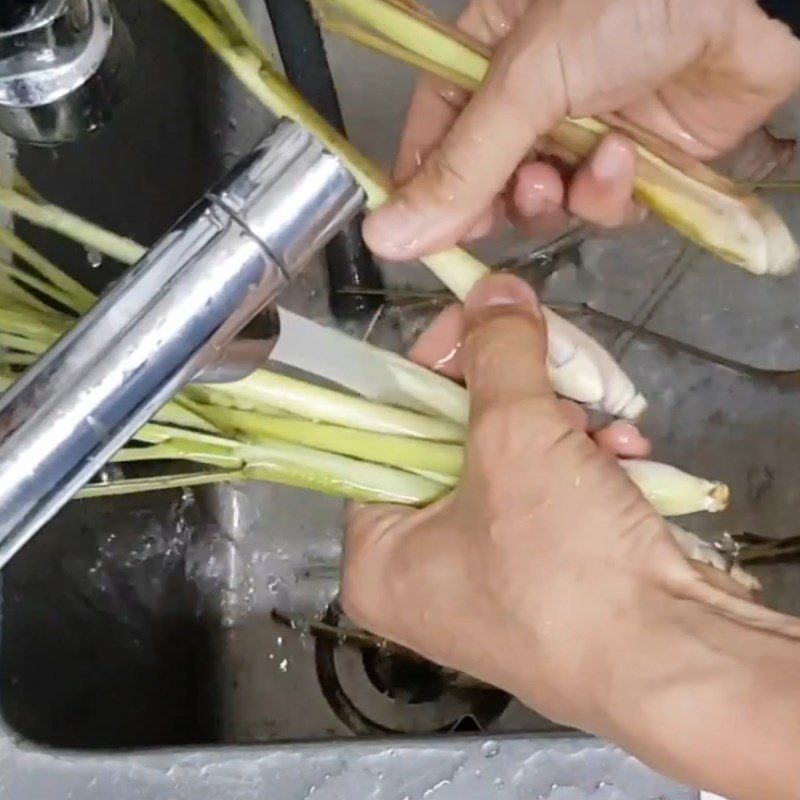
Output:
[
  {"xmin": 461, "ymin": 274, "xmax": 557, "ymax": 418},
  {"xmin": 510, "ymin": 160, "xmax": 564, "ymax": 219},
  {"xmin": 557, "ymin": 400, "xmax": 589, "ymax": 432},
  {"xmin": 463, "ymin": 198, "xmax": 505, "ymax": 242},
  {"xmin": 394, "ymin": 76, "xmax": 470, "ymax": 185},
  {"xmin": 364, "ymin": 27, "xmax": 569, "ymax": 259},
  {"xmin": 408, "ymin": 303, "xmax": 466, "ymax": 381},
  {"xmin": 592, "ymin": 420, "xmax": 652, "ymax": 458},
  {"xmin": 393, "ymin": 0, "xmax": 522, "ymax": 186},
  {"xmin": 508, "ymin": 161, "xmax": 570, "ymax": 236},
  {"xmin": 689, "ymin": 561, "xmax": 759, "ymax": 603},
  {"xmin": 568, "ymin": 133, "xmax": 637, "ymax": 228},
  {"xmin": 462, "ymin": 211, "xmax": 495, "ymax": 242},
  {"xmin": 619, "ymin": 95, "xmax": 720, "ymax": 161},
  {"xmin": 345, "ymin": 501, "xmax": 411, "ymax": 541}
]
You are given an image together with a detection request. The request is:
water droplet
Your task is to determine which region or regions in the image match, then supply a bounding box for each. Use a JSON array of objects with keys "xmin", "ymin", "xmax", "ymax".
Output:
[
  {"xmin": 481, "ymin": 741, "xmax": 500, "ymax": 759},
  {"xmin": 86, "ymin": 248, "xmax": 103, "ymax": 269},
  {"xmin": 279, "ymin": 658, "xmax": 289, "ymax": 672},
  {"xmin": 494, "ymin": 778, "xmax": 504, "ymax": 790}
]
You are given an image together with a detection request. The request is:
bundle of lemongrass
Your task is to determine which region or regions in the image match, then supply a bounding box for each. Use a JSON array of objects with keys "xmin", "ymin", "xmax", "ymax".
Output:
[
  {"xmin": 0, "ymin": 0, "xmax": 761, "ymax": 591},
  {"xmin": 0, "ymin": 182, "xmax": 752, "ymax": 589},
  {"xmin": 309, "ymin": 0, "xmax": 800, "ymax": 277}
]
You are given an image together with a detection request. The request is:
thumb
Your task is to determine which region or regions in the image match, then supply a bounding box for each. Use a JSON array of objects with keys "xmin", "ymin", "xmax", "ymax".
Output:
[
  {"xmin": 461, "ymin": 274, "xmax": 556, "ymax": 419},
  {"xmin": 363, "ymin": 38, "xmax": 567, "ymax": 260}
]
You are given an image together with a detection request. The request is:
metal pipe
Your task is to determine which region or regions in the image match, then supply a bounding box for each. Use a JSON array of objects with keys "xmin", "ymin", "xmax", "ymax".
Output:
[
  {"xmin": 0, "ymin": 120, "xmax": 364, "ymax": 568},
  {"xmin": 263, "ymin": 0, "xmax": 384, "ymax": 323},
  {"xmin": 0, "ymin": 0, "xmax": 133, "ymax": 144}
]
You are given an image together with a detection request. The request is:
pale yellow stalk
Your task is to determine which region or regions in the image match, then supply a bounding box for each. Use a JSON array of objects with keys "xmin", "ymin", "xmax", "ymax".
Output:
[
  {"xmin": 162, "ymin": 0, "xmax": 643, "ymax": 417},
  {"xmin": 317, "ymin": 0, "xmax": 799, "ymax": 276}
]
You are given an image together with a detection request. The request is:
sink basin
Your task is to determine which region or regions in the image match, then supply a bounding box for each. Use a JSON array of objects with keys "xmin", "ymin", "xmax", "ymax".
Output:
[
  {"xmin": 1, "ymin": 0, "xmax": 800, "ymax": 763},
  {"xmin": 0, "ymin": 0, "xmax": 562, "ymax": 750}
]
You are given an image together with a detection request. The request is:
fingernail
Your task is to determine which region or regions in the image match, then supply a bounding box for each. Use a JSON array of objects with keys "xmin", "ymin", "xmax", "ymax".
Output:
[
  {"xmin": 606, "ymin": 420, "xmax": 651, "ymax": 452},
  {"xmin": 464, "ymin": 274, "xmax": 540, "ymax": 315},
  {"xmin": 591, "ymin": 136, "xmax": 633, "ymax": 184},
  {"xmin": 363, "ymin": 200, "xmax": 426, "ymax": 259},
  {"xmin": 515, "ymin": 187, "xmax": 547, "ymax": 218}
]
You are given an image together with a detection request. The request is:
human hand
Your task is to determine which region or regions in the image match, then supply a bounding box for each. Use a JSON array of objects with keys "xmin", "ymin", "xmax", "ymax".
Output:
[
  {"xmin": 342, "ymin": 273, "xmax": 701, "ymax": 728},
  {"xmin": 342, "ymin": 274, "xmax": 800, "ymax": 798},
  {"xmin": 363, "ymin": 0, "xmax": 800, "ymax": 258}
]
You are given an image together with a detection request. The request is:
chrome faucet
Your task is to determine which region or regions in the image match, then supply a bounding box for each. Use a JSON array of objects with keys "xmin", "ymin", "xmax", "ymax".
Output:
[
  {"xmin": 0, "ymin": 119, "xmax": 365, "ymax": 568},
  {"xmin": 0, "ymin": 0, "xmax": 133, "ymax": 144}
]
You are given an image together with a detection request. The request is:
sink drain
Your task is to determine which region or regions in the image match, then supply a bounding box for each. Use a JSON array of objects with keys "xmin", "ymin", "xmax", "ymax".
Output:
[{"xmin": 314, "ymin": 599, "xmax": 510, "ymax": 735}]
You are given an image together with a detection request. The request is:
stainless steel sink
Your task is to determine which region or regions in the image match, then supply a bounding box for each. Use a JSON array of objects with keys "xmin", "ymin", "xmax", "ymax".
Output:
[
  {"xmin": 0, "ymin": 1, "xmax": 797, "ymax": 796},
  {"xmin": 0, "ymin": 0, "xmax": 562, "ymax": 752}
]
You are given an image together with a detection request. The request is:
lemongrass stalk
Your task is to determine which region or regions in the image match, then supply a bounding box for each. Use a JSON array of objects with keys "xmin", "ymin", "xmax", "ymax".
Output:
[
  {"xmin": 0, "ymin": 187, "xmax": 146, "ymax": 265},
  {"xmin": 0, "ymin": 353, "xmax": 36, "ymax": 366},
  {"xmin": 667, "ymin": 523, "xmax": 761, "ymax": 595},
  {"xmin": 12, "ymin": 170, "xmax": 44, "ymax": 202},
  {"xmin": 200, "ymin": 369, "xmax": 467, "ymax": 442},
  {"xmin": 413, "ymin": 468, "xmax": 458, "ymax": 487},
  {"xmin": 0, "ymin": 227, "xmax": 95, "ymax": 311},
  {"xmin": 0, "ymin": 333, "xmax": 48, "ymax": 354},
  {"xmin": 0, "ymin": 276, "xmax": 57, "ymax": 316},
  {"xmin": 113, "ymin": 439, "xmax": 243, "ymax": 468},
  {"xmin": 78, "ymin": 470, "xmax": 245, "ymax": 498},
  {"xmin": 0, "ymin": 261, "xmax": 79, "ymax": 312},
  {"xmin": 162, "ymin": 0, "xmax": 640, "ymax": 417},
  {"xmin": 0, "ymin": 308, "xmax": 65, "ymax": 344},
  {"xmin": 204, "ymin": 0, "xmax": 274, "ymax": 63},
  {"xmin": 318, "ymin": 0, "xmax": 798, "ymax": 276},
  {"xmin": 239, "ymin": 442, "xmax": 447, "ymax": 504},
  {"xmin": 740, "ymin": 181, "xmax": 800, "ymax": 191},
  {"xmin": 154, "ymin": 400, "xmax": 223, "ymax": 434},
  {"xmin": 202, "ymin": 405, "xmax": 464, "ymax": 475},
  {"xmin": 424, "ymin": 248, "xmax": 643, "ymax": 415},
  {"xmin": 320, "ymin": 16, "xmax": 470, "ymax": 87},
  {"xmin": 621, "ymin": 460, "xmax": 729, "ymax": 516},
  {"xmin": 183, "ymin": 384, "xmax": 290, "ymax": 417}
]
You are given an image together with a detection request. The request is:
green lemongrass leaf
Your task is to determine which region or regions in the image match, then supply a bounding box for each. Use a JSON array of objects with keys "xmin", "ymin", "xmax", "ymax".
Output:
[
  {"xmin": 0, "ymin": 187, "xmax": 146, "ymax": 265},
  {"xmin": 0, "ymin": 227, "xmax": 96, "ymax": 311},
  {"xmin": 313, "ymin": 0, "xmax": 486, "ymax": 83},
  {"xmin": 202, "ymin": 405, "xmax": 463, "ymax": 475},
  {"xmin": 204, "ymin": 368, "xmax": 466, "ymax": 442},
  {"xmin": 0, "ymin": 276, "xmax": 58, "ymax": 316},
  {"xmin": 78, "ymin": 470, "xmax": 244, "ymax": 498},
  {"xmin": 113, "ymin": 439, "xmax": 243, "ymax": 468},
  {"xmin": 203, "ymin": 0, "xmax": 274, "ymax": 63},
  {"xmin": 154, "ymin": 399, "xmax": 224, "ymax": 434},
  {"xmin": 0, "ymin": 260, "xmax": 79, "ymax": 312},
  {"xmin": 239, "ymin": 441, "xmax": 447, "ymax": 505},
  {"xmin": 0, "ymin": 333, "xmax": 48, "ymax": 354},
  {"xmin": 0, "ymin": 307, "xmax": 66, "ymax": 344},
  {"xmin": 0, "ymin": 352, "xmax": 36, "ymax": 366},
  {"xmin": 319, "ymin": 15, "xmax": 470, "ymax": 87}
]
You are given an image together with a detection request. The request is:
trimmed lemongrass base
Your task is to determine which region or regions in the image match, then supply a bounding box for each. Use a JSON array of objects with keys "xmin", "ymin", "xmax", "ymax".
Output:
[
  {"xmin": 314, "ymin": 0, "xmax": 799, "ymax": 277},
  {"xmin": 621, "ymin": 460, "xmax": 729, "ymax": 516}
]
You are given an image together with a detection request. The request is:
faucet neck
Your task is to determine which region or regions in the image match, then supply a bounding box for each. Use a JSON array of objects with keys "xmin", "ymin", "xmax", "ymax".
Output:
[{"xmin": 0, "ymin": 0, "xmax": 67, "ymax": 36}]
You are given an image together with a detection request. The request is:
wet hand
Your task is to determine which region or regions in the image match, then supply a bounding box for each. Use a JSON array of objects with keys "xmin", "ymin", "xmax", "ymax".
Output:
[
  {"xmin": 363, "ymin": 0, "xmax": 800, "ymax": 258},
  {"xmin": 342, "ymin": 274, "xmax": 701, "ymax": 729}
]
